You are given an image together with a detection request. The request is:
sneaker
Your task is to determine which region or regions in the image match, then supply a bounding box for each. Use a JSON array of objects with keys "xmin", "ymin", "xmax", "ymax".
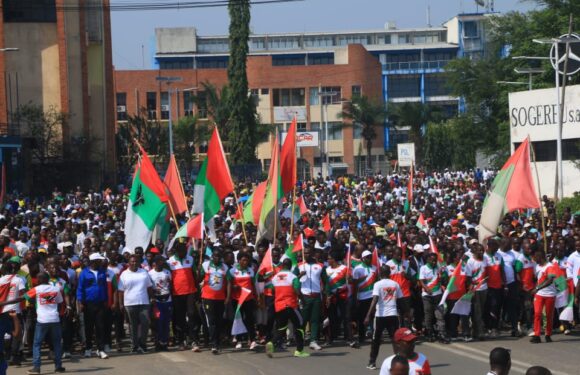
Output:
[
  {"xmin": 191, "ymin": 343, "xmax": 201, "ymax": 353},
  {"xmin": 366, "ymin": 363, "xmax": 377, "ymax": 370},
  {"xmin": 55, "ymin": 367, "xmax": 66, "ymax": 373},
  {"xmin": 61, "ymin": 352, "xmax": 71, "ymax": 360},
  {"xmin": 463, "ymin": 336, "xmax": 473, "ymax": 343},
  {"xmin": 309, "ymin": 341, "xmax": 322, "ymax": 351},
  {"xmin": 265, "ymin": 341, "xmax": 274, "ymax": 358},
  {"xmin": 103, "ymin": 345, "xmax": 111, "ymax": 353},
  {"xmin": 559, "ymin": 324, "xmax": 565, "ymax": 333},
  {"xmin": 235, "ymin": 342, "xmax": 243, "ymax": 350},
  {"xmin": 27, "ymin": 368, "xmax": 41, "ymax": 375},
  {"xmin": 528, "ymin": 329, "xmax": 535, "ymax": 337},
  {"xmin": 137, "ymin": 347, "xmax": 145, "ymax": 354},
  {"xmin": 349, "ymin": 341, "xmax": 360, "ymax": 349},
  {"xmin": 211, "ymin": 347, "xmax": 219, "ymax": 355},
  {"xmin": 249, "ymin": 341, "xmax": 258, "ymax": 351},
  {"xmin": 545, "ymin": 335, "xmax": 552, "ymax": 343},
  {"xmin": 530, "ymin": 336, "xmax": 541, "ymax": 344},
  {"xmin": 564, "ymin": 329, "xmax": 571, "ymax": 335},
  {"xmin": 450, "ymin": 336, "xmax": 460, "ymax": 342},
  {"xmin": 438, "ymin": 336, "xmax": 451, "ymax": 344},
  {"xmin": 490, "ymin": 329, "xmax": 499, "ymax": 338},
  {"xmin": 139, "ymin": 347, "xmax": 148, "ymax": 354},
  {"xmin": 98, "ymin": 350, "xmax": 109, "ymax": 359},
  {"xmin": 84, "ymin": 350, "xmax": 92, "ymax": 358},
  {"xmin": 293, "ymin": 350, "xmax": 310, "ymax": 358}
]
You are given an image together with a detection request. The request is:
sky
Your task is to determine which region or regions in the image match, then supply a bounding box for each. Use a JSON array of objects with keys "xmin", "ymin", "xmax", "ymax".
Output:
[{"xmin": 111, "ymin": 0, "xmax": 539, "ymax": 70}]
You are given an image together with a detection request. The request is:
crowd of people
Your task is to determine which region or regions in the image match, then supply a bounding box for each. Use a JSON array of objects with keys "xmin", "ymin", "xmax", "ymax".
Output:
[{"xmin": 0, "ymin": 168, "xmax": 577, "ymax": 375}]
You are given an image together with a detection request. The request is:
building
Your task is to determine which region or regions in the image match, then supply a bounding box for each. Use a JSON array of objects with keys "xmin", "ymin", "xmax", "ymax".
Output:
[
  {"xmin": 114, "ymin": 13, "xmax": 491, "ymax": 178},
  {"xmin": 0, "ymin": 0, "xmax": 116, "ymax": 192}
]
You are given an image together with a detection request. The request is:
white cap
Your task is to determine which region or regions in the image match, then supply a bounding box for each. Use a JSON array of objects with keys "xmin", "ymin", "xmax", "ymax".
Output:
[
  {"xmin": 413, "ymin": 244, "xmax": 425, "ymax": 253},
  {"xmin": 89, "ymin": 253, "xmax": 106, "ymax": 261},
  {"xmin": 361, "ymin": 250, "xmax": 373, "ymax": 258}
]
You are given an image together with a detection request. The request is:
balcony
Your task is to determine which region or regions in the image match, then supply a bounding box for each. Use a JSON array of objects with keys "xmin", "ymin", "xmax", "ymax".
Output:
[
  {"xmin": 382, "ymin": 60, "xmax": 450, "ymax": 73},
  {"xmin": 0, "ymin": 123, "xmax": 20, "ymax": 137}
]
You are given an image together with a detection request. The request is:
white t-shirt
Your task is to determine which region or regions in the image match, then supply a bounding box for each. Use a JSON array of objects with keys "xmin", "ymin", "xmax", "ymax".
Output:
[
  {"xmin": 380, "ymin": 352, "xmax": 431, "ymax": 375},
  {"xmin": 466, "ymin": 257, "xmax": 488, "ymax": 291},
  {"xmin": 118, "ymin": 268, "xmax": 153, "ymax": 306},
  {"xmin": 26, "ymin": 284, "xmax": 63, "ymax": 324},
  {"xmin": 419, "ymin": 265, "xmax": 443, "ymax": 297},
  {"xmin": 148, "ymin": 269, "xmax": 172, "ymax": 301},
  {"xmin": 372, "ymin": 278, "xmax": 403, "ymax": 317},
  {"xmin": 497, "ymin": 250, "xmax": 516, "ymax": 284},
  {"xmin": 0, "ymin": 274, "xmax": 26, "ymax": 314},
  {"xmin": 535, "ymin": 263, "xmax": 558, "ymax": 297}
]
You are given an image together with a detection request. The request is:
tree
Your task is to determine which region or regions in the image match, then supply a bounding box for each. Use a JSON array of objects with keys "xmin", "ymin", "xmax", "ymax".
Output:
[
  {"xmin": 423, "ymin": 122, "xmax": 454, "ymax": 170},
  {"xmin": 340, "ymin": 95, "xmax": 387, "ymax": 170},
  {"xmin": 227, "ymin": 0, "xmax": 259, "ymax": 164},
  {"xmin": 192, "ymin": 81, "xmax": 231, "ymax": 134},
  {"xmin": 173, "ymin": 115, "xmax": 210, "ymax": 175},
  {"xmin": 14, "ymin": 103, "xmax": 66, "ymax": 165}
]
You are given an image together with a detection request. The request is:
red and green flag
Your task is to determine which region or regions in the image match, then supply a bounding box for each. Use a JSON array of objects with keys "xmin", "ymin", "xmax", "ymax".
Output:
[
  {"xmin": 256, "ymin": 137, "xmax": 283, "ymax": 244},
  {"xmin": 242, "ymin": 181, "xmax": 267, "ymax": 224},
  {"xmin": 416, "ymin": 213, "xmax": 428, "ymax": 233},
  {"xmin": 321, "ymin": 213, "xmax": 331, "ymax": 232},
  {"xmin": 429, "ymin": 236, "xmax": 444, "ymax": 264},
  {"xmin": 231, "ymin": 287, "xmax": 252, "ymax": 335},
  {"xmin": 174, "ymin": 213, "xmax": 204, "ymax": 240},
  {"xmin": 404, "ymin": 163, "xmax": 413, "ymax": 214},
  {"xmin": 479, "ymin": 138, "xmax": 540, "ymax": 242},
  {"xmin": 439, "ymin": 262, "xmax": 463, "ymax": 306},
  {"xmin": 280, "ymin": 117, "xmax": 297, "ymax": 195}
]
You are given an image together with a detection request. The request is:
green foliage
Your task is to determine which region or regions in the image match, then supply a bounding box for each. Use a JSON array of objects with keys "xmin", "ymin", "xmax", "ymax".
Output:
[
  {"xmin": 173, "ymin": 115, "xmax": 210, "ymax": 171},
  {"xmin": 227, "ymin": 0, "xmax": 259, "ymax": 165},
  {"xmin": 555, "ymin": 192, "xmax": 580, "ymax": 217},
  {"xmin": 449, "ymin": 117, "xmax": 477, "ymax": 169},
  {"xmin": 340, "ymin": 95, "xmax": 387, "ymax": 169},
  {"xmin": 422, "ymin": 122, "xmax": 454, "ymax": 170},
  {"xmin": 192, "ymin": 81, "xmax": 231, "ymax": 134}
]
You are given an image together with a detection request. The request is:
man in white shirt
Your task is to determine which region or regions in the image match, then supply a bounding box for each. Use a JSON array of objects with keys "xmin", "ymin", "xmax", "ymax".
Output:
[
  {"xmin": 467, "ymin": 243, "xmax": 488, "ymax": 340},
  {"xmin": 297, "ymin": 247, "xmax": 325, "ymax": 351},
  {"xmin": 118, "ymin": 254, "xmax": 154, "ymax": 353},
  {"xmin": 364, "ymin": 265, "xmax": 403, "ymax": 370},
  {"xmin": 497, "ymin": 238, "xmax": 519, "ymax": 337}
]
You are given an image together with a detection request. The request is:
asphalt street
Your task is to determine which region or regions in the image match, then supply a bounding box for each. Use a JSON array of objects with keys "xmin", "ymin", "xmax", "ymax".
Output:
[{"xmin": 9, "ymin": 332, "xmax": 580, "ymax": 375}]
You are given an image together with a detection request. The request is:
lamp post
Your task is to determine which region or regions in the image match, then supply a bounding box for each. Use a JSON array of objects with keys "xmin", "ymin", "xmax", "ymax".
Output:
[
  {"xmin": 317, "ymin": 87, "xmax": 339, "ymax": 178},
  {"xmin": 156, "ymin": 76, "xmax": 183, "ymax": 155}
]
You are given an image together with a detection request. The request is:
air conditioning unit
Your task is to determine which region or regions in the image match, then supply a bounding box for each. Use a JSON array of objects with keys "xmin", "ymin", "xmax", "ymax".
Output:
[
  {"xmin": 117, "ymin": 105, "xmax": 126, "ymax": 112},
  {"xmin": 161, "ymin": 105, "xmax": 170, "ymax": 111}
]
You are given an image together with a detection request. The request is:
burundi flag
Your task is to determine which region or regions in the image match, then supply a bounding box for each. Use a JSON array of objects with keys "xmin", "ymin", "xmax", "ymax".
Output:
[
  {"xmin": 439, "ymin": 261, "xmax": 463, "ymax": 307},
  {"xmin": 231, "ymin": 287, "xmax": 252, "ymax": 336},
  {"xmin": 124, "ymin": 147, "xmax": 169, "ymax": 252},
  {"xmin": 478, "ymin": 138, "xmax": 540, "ymax": 242},
  {"xmin": 416, "ymin": 213, "xmax": 428, "ymax": 233},
  {"xmin": 256, "ymin": 137, "xmax": 283, "ymax": 245},
  {"xmin": 243, "ymin": 181, "xmax": 267, "ymax": 224}
]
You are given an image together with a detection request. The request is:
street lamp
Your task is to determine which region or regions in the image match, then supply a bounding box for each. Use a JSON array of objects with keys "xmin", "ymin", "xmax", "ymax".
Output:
[
  {"xmin": 156, "ymin": 76, "xmax": 183, "ymax": 156},
  {"xmin": 317, "ymin": 88, "xmax": 339, "ymax": 178}
]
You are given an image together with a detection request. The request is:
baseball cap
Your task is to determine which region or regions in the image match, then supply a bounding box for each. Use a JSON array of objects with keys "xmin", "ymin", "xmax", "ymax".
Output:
[
  {"xmin": 394, "ymin": 328, "xmax": 417, "ymax": 342},
  {"xmin": 413, "ymin": 244, "xmax": 425, "ymax": 253},
  {"xmin": 89, "ymin": 253, "xmax": 106, "ymax": 261},
  {"xmin": 361, "ymin": 250, "xmax": 372, "ymax": 258}
]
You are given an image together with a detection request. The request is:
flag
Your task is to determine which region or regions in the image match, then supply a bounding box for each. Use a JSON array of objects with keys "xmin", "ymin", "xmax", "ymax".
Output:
[
  {"xmin": 292, "ymin": 234, "xmax": 304, "ymax": 253},
  {"xmin": 174, "ymin": 213, "xmax": 204, "ymax": 240},
  {"xmin": 347, "ymin": 195, "xmax": 354, "ymax": 211},
  {"xmin": 450, "ymin": 292, "xmax": 473, "ymax": 315},
  {"xmin": 164, "ymin": 154, "xmax": 188, "ymax": 215},
  {"xmin": 439, "ymin": 262, "xmax": 463, "ymax": 306},
  {"xmin": 479, "ymin": 138, "xmax": 540, "ymax": 242},
  {"xmin": 416, "ymin": 213, "xmax": 428, "ymax": 233},
  {"xmin": 193, "ymin": 128, "xmax": 234, "ymax": 223},
  {"xmin": 344, "ymin": 246, "xmax": 351, "ymax": 271},
  {"xmin": 303, "ymin": 227, "xmax": 316, "ymax": 238},
  {"xmin": 296, "ymin": 195, "xmax": 308, "ymax": 215},
  {"xmin": 371, "ymin": 247, "xmax": 380, "ymax": 269},
  {"xmin": 321, "ymin": 213, "xmax": 331, "ymax": 232},
  {"xmin": 243, "ymin": 181, "xmax": 267, "ymax": 224},
  {"xmin": 231, "ymin": 287, "xmax": 252, "ymax": 336},
  {"xmin": 404, "ymin": 163, "xmax": 413, "ymax": 213},
  {"xmin": 397, "ymin": 231, "xmax": 406, "ymax": 260},
  {"xmin": 258, "ymin": 245, "xmax": 274, "ymax": 275},
  {"xmin": 124, "ymin": 147, "xmax": 169, "ymax": 252},
  {"xmin": 429, "ymin": 236, "xmax": 444, "ymax": 264},
  {"xmin": 256, "ymin": 136, "xmax": 283, "ymax": 244},
  {"xmin": 280, "ymin": 117, "xmax": 297, "ymax": 194}
]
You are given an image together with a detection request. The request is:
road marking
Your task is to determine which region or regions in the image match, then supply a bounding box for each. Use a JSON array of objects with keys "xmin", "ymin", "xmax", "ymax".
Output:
[
  {"xmin": 423, "ymin": 343, "xmax": 569, "ymax": 375},
  {"xmin": 159, "ymin": 352, "xmax": 187, "ymax": 363}
]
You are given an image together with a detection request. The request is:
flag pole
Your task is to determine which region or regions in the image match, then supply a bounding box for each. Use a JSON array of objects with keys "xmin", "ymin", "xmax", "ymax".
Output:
[
  {"xmin": 167, "ymin": 200, "xmax": 181, "ymax": 232},
  {"xmin": 232, "ymin": 190, "xmax": 248, "ymax": 244},
  {"xmin": 172, "ymin": 155, "xmax": 190, "ymax": 219},
  {"xmin": 529, "ymin": 137, "xmax": 548, "ymax": 254}
]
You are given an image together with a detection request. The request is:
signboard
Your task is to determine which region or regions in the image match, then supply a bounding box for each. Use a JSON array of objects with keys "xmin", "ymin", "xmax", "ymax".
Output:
[
  {"xmin": 281, "ymin": 131, "xmax": 319, "ymax": 148},
  {"xmin": 397, "ymin": 143, "xmax": 415, "ymax": 167},
  {"xmin": 509, "ymin": 84, "xmax": 580, "ymax": 143},
  {"xmin": 274, "ymin": 107, "xmax": 307, "ymax": 122},
  {"xmin": 550, "ymin": 33, "xmax": 580, "ymax": 76}
]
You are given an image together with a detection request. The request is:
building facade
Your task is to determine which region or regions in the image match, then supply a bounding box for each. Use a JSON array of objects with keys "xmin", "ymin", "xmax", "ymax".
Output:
[{"xmin": 0, "ymin": 0, "xmax": 116, "ymax": 192}]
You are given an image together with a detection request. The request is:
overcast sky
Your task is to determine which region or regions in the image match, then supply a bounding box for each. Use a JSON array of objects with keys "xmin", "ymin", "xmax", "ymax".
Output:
[{"xmin": 111, "ymin": 0, "xmax": 538, "ymax": 70}]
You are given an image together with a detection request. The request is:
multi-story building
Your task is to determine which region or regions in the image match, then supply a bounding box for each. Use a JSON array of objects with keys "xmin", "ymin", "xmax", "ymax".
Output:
[
  {"xmin": 114, "ymin": 13, "xmax": 490, "ymax": 178},
  {"xmin": 0, "ymin": 0, "xmax": 116, "ymax": 192}
]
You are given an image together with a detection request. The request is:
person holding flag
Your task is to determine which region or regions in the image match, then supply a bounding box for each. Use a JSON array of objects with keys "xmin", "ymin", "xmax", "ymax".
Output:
[
  {"xmin": 352, "ymin": 250, "xmax": 377, "ymax": 344},
  {"xmin": 530, "ymin": 250, "xmax": 557, "ymax": 344},
  {"xmin": 483, "ymin": 238, "xmax": 505, "ymax": 338},
  {"xmin": 419, "ymin": 253, "xmax": 449, "ymax": 344},
  {"xmin": 226, "ymin": 252, "xmax": 258, "ymax": 350},
  {"xmin": 385, "ymin": 247, "xmax": 414, "ymax": 328},
  {"xmin": 442, "ymin": 251, "xmax": 472, "ymax": 342},
  {"xmin": 467, "ymin": 243, "xmax": 488, "ymax": 341},
  {"xmin": 257, "ymin": 247, "xmax": 282, "ymax": 348},
  {"xmin": 325, "ymin": 250, "xmax": 356, "ymax": 348},
  {"xmin": 296, "ymin": 246, "xmax": 325, "ymax": 351},
  {"xmin": 200, "ymin": 249, "xmax": 229, "ymax": 354}
]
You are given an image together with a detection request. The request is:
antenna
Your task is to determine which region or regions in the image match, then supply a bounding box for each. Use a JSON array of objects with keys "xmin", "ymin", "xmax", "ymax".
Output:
[{"xmin": 427, "ymin": 4, "xmax": 432, "ymax": 28}]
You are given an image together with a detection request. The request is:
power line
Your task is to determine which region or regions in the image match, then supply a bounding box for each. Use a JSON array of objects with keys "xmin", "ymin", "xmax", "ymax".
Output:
[{"xmin": 2, "ymin": 0, "xmax": 303, "ymax": 12}]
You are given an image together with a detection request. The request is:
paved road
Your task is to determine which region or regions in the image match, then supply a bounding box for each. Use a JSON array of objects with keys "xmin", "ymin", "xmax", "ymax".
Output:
[{"xmin": 10, "ymin": 332, "xmax": 580, "ymax": 375}]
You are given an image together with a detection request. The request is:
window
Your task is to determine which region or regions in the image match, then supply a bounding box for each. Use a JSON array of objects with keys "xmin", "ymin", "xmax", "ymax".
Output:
[
  {"xmin": 425, "ymin": 74, "xmax": 451, "ymax": 97},
  {"xmin": 463, "ymin": 21, "xmax": 479, "ymax": 38},
  {"xmin": 196, "ymin": 57, "xmax": 228, "ymax": 69},
  {"xmin": 196, "ymin": 91, "xmax": 208, "ymax": 118},
  {"xmin": 308, "ymin": 54, "xmax": 334, "ymax": 65},
  {"xmin": 3, "ymin": 0, "xmax": 56, "ymax": 22},
  {"xmin": 116, "ymin": 93, "xmax": 127, "ymax": 121},
  {"xmin": 261, "ymin": 88, "xmax": 270, "ymax": 95},
  {"xmin": 272, "ymin": 55, "xmax": 305, "ymax": 66},
  {"xmin": 146, "ymin": 92, "xmax": 157, "ymax": 120},
  {"xmin": 388, "ymin": 75, "xmax": 420, "ymax": 98},
  {"xmin": 250, "ymin": 89, "xmax": 259, "ymax": 106},
  {"xmin": 309, "ymin": 87, "xmax": 342, "ymax": 105},
  {"xmin": 352, "ymin": 85, "xmax": 362, "ymax": 98},
  {"xmin": 160, "ymin": 92, "xmax": 169, "ymax": 120},
  {"xmin": 377, "ymin": 34, "xmax": 391, "ymax": 45},
  {"xmin": 338, "ymin": 35, "xmax": 369, "ymax": 46},
  {"xmin": 297, "ymin": 123, "xmax": 307, "ymax": 131},
  {"xmin": 159, "ymin": 59, "xmax": 194, "ymax": 70},
  {"xmin": 303, "ymin": 36, "xmax": 335, "ymax": 48},
  {"xmin": 515, "ymin": 139, "xmax": 580, "ymax": 162},
  {"xmin": 183, "ymin": 91, "xmax": 194, "ymax": 116},
  {"xmin": 312, "ymin": 122, "xmax": 343, "ymax": 140},
  {"xmin": 268, "ymin": 37, "xmax": 300, "ymax": 50},
  {"xmin": 353, "ymin": 123, "xmax": 363, "ymax": 139},
  {"xmin": 329, "ymin": 157, "xmax": 343, "ymax": 163},
  {"xmin": 273, "ymin": 88, "xmax": 305, "ymax": 107},
  {"xmin": 398, "ymin": 34, "xmax": 409, "ymax": 44},
  {"xmin": 197, "ymin": 39, "xmax": 229, "ymax": 53},
  {"xmin": 251, "ymin": 38, "xmax": 266, "ymax": 51}
]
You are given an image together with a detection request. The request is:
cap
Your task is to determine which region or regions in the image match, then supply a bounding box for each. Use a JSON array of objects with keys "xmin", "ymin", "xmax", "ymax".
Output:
[
  {"xmin": 149, "ymin": 247, "xmax": 160, "ymax": 254},
  {"xmin": 8, "ymin": 256, "xmax": 21, "ymax": 264},
  {"xmin": 524, "ymin": 223, "xmax": 532, "ymax": 228},
  {"xmin": 361, "ymin": 250, "xmax": 372, "ymax": 258},
  {"xmin": 413, "ymin": 244, "xmax": 425, "ymax": 253},
  {"xmin": 89, "ymin": 253, "xmax": 106, "ymax": 261},
  {"xmin": 393, "ymin": 328, "xmax": 417, "ymax": 342},
  {"xmin": 468, "ymin": 238, "xmax": 478, "ymax": 245},
  {"xmin": 0, "ymin": 228, "xmax": 9, "ymax": 237}
]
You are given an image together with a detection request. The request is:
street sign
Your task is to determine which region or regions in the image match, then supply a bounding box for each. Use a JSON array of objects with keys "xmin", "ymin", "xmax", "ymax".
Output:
[{"xmin": 550, "ymin": 33, "xmax": 580, "ymax": 76}]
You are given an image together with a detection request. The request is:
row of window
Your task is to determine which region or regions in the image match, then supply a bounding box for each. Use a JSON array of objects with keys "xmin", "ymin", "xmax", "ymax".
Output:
[
  {"xmin": 271, "ymin": 86, "xmax": 348, "ymax": 107},
  {"xmin": 271, "ymin": 54, "xmax": 335, "ymax": 66},
  {"xmin": 388, "ymin": 74, "xmax": 452, "ymax": 98},
  {"xmin": 116, "ymin": 91, "xmax": 204, "ymax": 121},
  {"xmin": 514, "ymin": 139, "xmax": 580, "ymax": 162}
]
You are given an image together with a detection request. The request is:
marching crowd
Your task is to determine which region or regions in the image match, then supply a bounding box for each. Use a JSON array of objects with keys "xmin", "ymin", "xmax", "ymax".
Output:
[{"xmin": 0, "ymin": 169, "xmax": 578, "ymax": 375}]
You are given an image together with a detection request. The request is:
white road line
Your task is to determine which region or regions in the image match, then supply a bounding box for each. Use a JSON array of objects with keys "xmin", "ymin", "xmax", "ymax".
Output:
[
  {"xmin": 423, "ymin": 343, "xmax": 569, "ymax": 375},
  {"xmin": 159, "ymin": 352, "xmax": 187, "ymax": 363}
]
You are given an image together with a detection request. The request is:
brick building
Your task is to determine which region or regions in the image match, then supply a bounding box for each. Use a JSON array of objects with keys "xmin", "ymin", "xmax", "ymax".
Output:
[
  {"xmin": 114, "ymin": 44, "xmax": 384, "ymax": 178},
  {"xmin": 0, "ymin": 0, "xmax": 116, "ymax": 191}
]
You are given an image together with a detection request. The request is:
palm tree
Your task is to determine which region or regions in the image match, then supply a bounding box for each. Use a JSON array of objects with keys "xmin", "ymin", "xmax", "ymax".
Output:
[
  {"xmin": 191, "ymin": 81, "xmax": 231, "ymax": 135},
  {"xmin": 340, "ymin": 95, "xmax": 387, "ymax": 171},
  {"xmin": 173, "ymin": 115, "xmax": 210, "ymax": 179}
]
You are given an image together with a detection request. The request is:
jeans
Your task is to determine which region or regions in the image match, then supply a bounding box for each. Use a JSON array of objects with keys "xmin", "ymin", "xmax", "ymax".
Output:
[
  {"xmin": 356, "ymin": 298, "xmax": 372, "ymax": 342},
  {"xmin": 173, "ymin": 294, "xmax": 200, "ymax": 345},
  {"xmin": 485, "ymin": 288, "xmax": 503, "ymax": 330},
  {"xmin": 369, "ymin": 316, "xmax": 399, "ymax": 364},
  {"xmin": 422, "ymin": 294, "xmax": 446, "ymax": 337},
  {"xmin": 84, "ymin": 302, "xmax": 106, "ymax": 351},
  {"xmin": 300, "ymin": 296, "xmax": 321, "ymax": 343},
  {"xmin": 33, "ymin": 322, "xmax": 62, "ymax": 370},
  {"xmin": 327, "ymin": 297, "xmax": 352, "ymax": 342},
  {"xmin": 503, "ymin": 282, "xmax": 519, "ymax": 332},
  {"xmin": 154, "ymin": 300, "xmax": 172, "ymax": 345},
  {"xmin": 125, "ymin": 305, "xmax": 150, "ymax": 350}
]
